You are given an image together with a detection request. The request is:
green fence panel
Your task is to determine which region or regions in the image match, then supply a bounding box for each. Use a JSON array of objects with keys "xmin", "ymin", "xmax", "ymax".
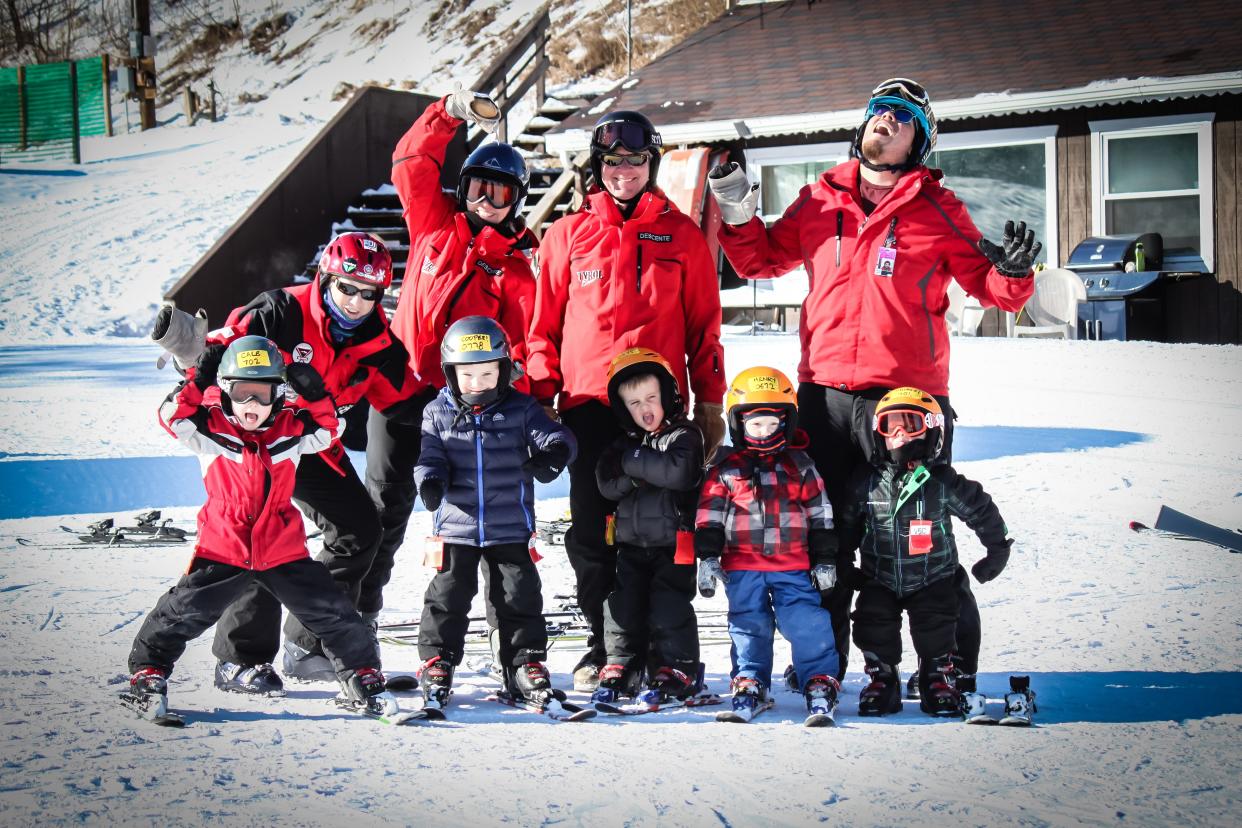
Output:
[
  {"xmin": 76, "ymin": 57, "xmax": 106, "ymax": 138},
  {"xmin": 1, "ymin": 57, "xmax": 108, "ymax": 163}
]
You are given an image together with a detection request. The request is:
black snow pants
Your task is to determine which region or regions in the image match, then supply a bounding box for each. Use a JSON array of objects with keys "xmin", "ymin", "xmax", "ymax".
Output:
[
  {"xmin": 602, "ymin": 543, "xmax": 699, "ymax": 678},
  {"xmin": 850, "ymin": 576, "xmax": 959, "ymax": 671},
  {"xmin": 131, "ymin": 557, "xmax": 378, "ymax": 676}
]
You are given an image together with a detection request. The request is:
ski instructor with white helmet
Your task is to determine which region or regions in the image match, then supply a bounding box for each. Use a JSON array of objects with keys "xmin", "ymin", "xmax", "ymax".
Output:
[{"xmin": 708, "ymin": 78, "xmax": 1039, "ymax": 687}]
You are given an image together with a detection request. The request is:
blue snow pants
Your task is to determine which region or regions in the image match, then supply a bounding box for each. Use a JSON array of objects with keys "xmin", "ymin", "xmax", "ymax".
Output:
[{"xmin": 724, "ymin": 569, "xmax": 839, "ymax": 690}]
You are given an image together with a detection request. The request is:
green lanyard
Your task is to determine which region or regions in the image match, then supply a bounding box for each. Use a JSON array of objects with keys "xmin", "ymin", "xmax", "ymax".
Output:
[{"xmin": 894, "ymin": 464, "xmax": 930, "ymax": 515}]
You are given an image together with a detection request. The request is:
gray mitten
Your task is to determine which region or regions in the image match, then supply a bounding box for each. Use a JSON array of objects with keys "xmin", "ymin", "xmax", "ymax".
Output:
[
  {"xmin": 152, "ymin": 303, "xmax": 208, "ymax": 372},
  {"xmin": 445, "ymin": 83, "xmax": 500, "ymax": 134},
  {"xmin": 707, "ymin": 162, "xmax": 761, "ymax": 225},
  {"xmin": 811, "ymin": 563, "xmax": 837, "ymax": 591},
  {"xmin": 697, "ymin": 557, "xmax": 727, "ymax": 599}
]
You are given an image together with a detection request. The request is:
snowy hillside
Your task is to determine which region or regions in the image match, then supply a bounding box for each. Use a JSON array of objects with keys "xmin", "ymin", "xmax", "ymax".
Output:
[{"xmin": 1, "ymin": 334, "xmax": 1241, "ymax": 826}]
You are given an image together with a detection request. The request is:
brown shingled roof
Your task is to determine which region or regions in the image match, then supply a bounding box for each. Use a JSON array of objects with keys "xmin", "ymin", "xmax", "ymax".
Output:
[{"xmin": 555, "ymin": 0, "xmax": 1241, "ymax": 131}]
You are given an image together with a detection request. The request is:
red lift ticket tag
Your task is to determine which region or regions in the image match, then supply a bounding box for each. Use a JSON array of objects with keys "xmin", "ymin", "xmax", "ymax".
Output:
[
  {"xmin": 874, "ymin": 246, "xmax": 897, "ymax": 277},
  {"xmin": 674, "ymin": 530, "xmax": 696, "ymax": 565},
  {"xmin": 528, "ymin": 534, "xmax": 543, "ymax": 563},
  {"xmin": 423, "ymin": 535, "xmax": 445, "ymax": 570},
  {"xmin": 908, "ymin": 520, "xmax": 933, "ymax": 556}
]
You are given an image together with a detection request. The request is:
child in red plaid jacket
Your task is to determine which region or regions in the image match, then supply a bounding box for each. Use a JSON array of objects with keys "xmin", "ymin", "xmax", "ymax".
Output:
[{"xmin": 694, "ymin": 367, "xmax": 841, "ymax": 717}]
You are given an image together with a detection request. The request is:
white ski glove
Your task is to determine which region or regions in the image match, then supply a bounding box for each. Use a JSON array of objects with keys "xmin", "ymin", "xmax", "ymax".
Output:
[
  {"xmin": 697, "ymin": 557, "xmax": 727, "ymax": 598},
  {"xmin": 811, "ymin": 563, "xmax": 837, "ymax": 591},
  {"xmin": 445, "ymin": 83, "xmax": 500, "ymax": 134},
  {"xmin": 152, "ymin": 303, "xmax": 208, "ymax": 373},
  {"xmin": 707, "ymin": 162, "xmax": 761, "ymax": 226}
]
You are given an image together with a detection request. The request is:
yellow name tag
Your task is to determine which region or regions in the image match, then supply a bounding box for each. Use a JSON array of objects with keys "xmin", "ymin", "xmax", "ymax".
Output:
[
  {"xmin": 748, "ymin": 375, "xmax": 778, "ymax": 391},
  {"xmin": 458, "ymin": 333, "xmax": 491, "ymax": 352},
  {"xmin": 236, "ymin": 349, "xmax": 271, "ymax": 368}
]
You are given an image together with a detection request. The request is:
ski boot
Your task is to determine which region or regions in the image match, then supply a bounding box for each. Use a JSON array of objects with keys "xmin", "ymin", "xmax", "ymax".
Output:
[
  {"xmin": 955, "ymin": 673, "xmax": 992, "ymax": 723},
  {"xmin": 716, "ymin": 675, "xmax": 770, "ymax": 722},
  {"xmin": 782, "ymin": 663, "xmax": 800, "ymax": 693},
  {"xmin": 419, "ymin": 656, "xmax": 454, "ymax": 715},
  {"xmin": 918, "ymin": 654, "xmax": 962, "ymax": 717},
  {"xmin": 645, "ymin": 665, "xmax": 699, "ymax": 703},
  {"xmin": 906, "ymin": 671, "xmax": 921, "ymax": 700},
  {"xmin": 1001, "ymin": 675, "xmax": 1036, "ymax": 726},
  {"xmin": 590, "ymin": 663, "xmax": 637, "ymax": 705},
  {"xmin": 214, "ymin": 660, "xmax": 285, "ymax": 697},
  {"xmin": 857, "ymin": 655, "xmax": 902, "ymax": 716},
  {"xmin": 506, "ymin": 662, "xmax": 558, "ymax": 707},
  {"xmin": 337, "ymin": 667, "xmax": 400, "ymax": 718},
  {"xmin": 119, "ymin": 667, "xmax": 182, "ymax": 725},
  {"xmin": 281, "ymin": 639, "xmax": 336, "ymax": 682},
  {"xmin": 571, "ymin": 651, "xmax": 601, "ymax": 693},
  {"xmin": 803, "ymin": 674, "xmax": 840, "ymax": 726}
]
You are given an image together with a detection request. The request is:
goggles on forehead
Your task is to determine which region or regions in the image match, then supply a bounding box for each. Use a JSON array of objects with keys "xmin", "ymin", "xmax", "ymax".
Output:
[
  {"xmin": 333, "ymin": 279, "xmax": 381, "ymax": 301},
  {"xmin": 871, "ymin": 77, "xmax": 929, "ymax": 106},
  {"xmin": 593, "ymin": 121, "xmax": 661, "ymax": 152},
  {"xmin": 220, "ymin": 379, "xmax": 281, "ymax": 406},
  {"xmin": 874, "ymin": 409, "xmax": 944, "ymax": 438},
  {"xmin": 600, "ymin": 151, "xmax": 651, "ymax": 168},
  {"xmin": 463, "ymin": 176, "xmax": 519, "ymax": 209}
]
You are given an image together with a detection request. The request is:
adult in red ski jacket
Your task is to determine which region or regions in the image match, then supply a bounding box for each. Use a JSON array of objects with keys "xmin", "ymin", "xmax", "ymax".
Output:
[
  {"xmin": 195, "ymin": 232, "xmax": 426, "ymax": 691},
  {"xmin": 525, "ymin": 110, "xmax": 726, "ymax": 690},
  {"xmin": 709, "ymin": 78, "xmax": 1040, "ymax": 682},
  {"xmin": 368, "ymin": 89, "xmax": 539, "ymax": 609}
]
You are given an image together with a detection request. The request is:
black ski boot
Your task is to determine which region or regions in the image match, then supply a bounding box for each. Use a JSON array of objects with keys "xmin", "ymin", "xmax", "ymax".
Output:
[
  {"xmin": 591, "ymin": 663, "xmax": 640, "ymax": 704},
  {"xmin": 919, "ymin": 654, "xmax": 962, "ymax": 717},
  {"xmin": 120, "ymin": 667, "xmax": 183, "ymax": 726},
  {"xmin": 783, "ymin": 663, "xmax": 800, "ymax": 692},
  {"xmin": 906, "ymin": 671, "xmax": 921, "ymax": 700},
  {"xmin": 646, "ymin": 665, "xmax": 699, "ymax": 702},
  {"xmin": 338, "ymin": 666, "xmax": 400, "ymax": 718},
  {"xmin": 858, "ymin": 655, "xmax": 902, "ymax": 716},
  {"xmin": 214, "ymin": 661, "xmax": 286, "ymax": 697},
  {"xmin": 506, "ymin": 662, "xmax": 558, "ymax": 707},
  {"xmin": 419, "ymin": 656, "xmax": 454, "ymax": 712}
]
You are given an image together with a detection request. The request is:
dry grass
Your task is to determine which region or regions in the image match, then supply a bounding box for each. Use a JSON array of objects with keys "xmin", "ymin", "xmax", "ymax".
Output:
[
  {"xmin": 355, "ymin": 17, "xmax": 399, "ymax": 45},
  {"xmin": 249, "ymin": 12, "xmax": 294, "ymax": 56}
]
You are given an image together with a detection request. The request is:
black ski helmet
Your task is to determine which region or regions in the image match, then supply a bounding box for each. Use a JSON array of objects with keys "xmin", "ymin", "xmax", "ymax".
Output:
[
  {"xmin": 440, "ymin": 315, "xmax": 521, "ymax": 407},
  {"xmin": 217, "ymin": 335, "xmax": 288, "ymax": 422},
  {"xmin": 850, "ymin": 78, "xmax": 938, "ymax": 172},
  {"xmin": 590, "ymin": 109, "xmax": 663, "ymax": 190},
  {"xmin": 457, "ymin": 142, "xmax": 530, "ymax": 215}
]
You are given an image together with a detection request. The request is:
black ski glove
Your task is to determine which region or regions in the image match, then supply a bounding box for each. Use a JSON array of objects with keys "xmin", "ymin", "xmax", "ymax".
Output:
[
  {"xmin": 972, "ymin": 541, "xmax": 1012, "ymax": 583},
  {"xmin": 808, "ymin": 528, "xmax": 839, "ymax": 565},
  {"xmin": 838, "ymin": 564, "xmax": 868, "ymax": 591},
  {"xmin": 286, "ymin": 362, "xmax": 329, "ymax": 402},
  {"xmin": 190, "ymin": 343, "xmax": 225, "ymax": 391},
  {"xmin": 419, "ymin": 478, "xmax": 444, "ymax": 512},
  {"xmin": 522, "ymin": 442, "xmax": 571, "ymax": 484},
  {"xmin": 978, "ymin": 220, "xmax": 1042, "ymax": 277}
]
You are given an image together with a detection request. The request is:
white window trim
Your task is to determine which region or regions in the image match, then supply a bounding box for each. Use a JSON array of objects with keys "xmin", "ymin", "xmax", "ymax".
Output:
[
  {"xmin": 1089, "ymin": 113, "xmax": 1214, "ymax": 271},
  {"xmin": 930, "ymin": 125, "xmax": 1060, "ymax": 267},
  {"xmin": 744, "ymin": 142, "xmax": 851, "ymax": 220}
]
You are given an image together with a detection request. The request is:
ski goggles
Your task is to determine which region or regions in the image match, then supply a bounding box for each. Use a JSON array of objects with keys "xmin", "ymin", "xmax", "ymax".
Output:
[
  {"xmin": 593, "ymin": 121, "xmax": 662, "ymax": 152},
  {"xmin": 463, "ymin": 176, "xmax": 519, "ymax": 209},
  {"xmin": 599, "ymin": 151, "xmax": 651, "ymax": 168},
  {"xmin": 874, "ymin": 409, "xmax": 944, "ymax": 438},
  {"xmin": 332, "ymin": 279, "xmax": 382, "ymax": 301},
  {"xmin": 871, "ymin": 77, "xmax": 930, "ymax": 107},
  {"xmin": 220, "ymin": 379, "xmax": 281, "ymax": 406},
  {"xmin": 867, "ymin": 102, "xmax": 919, "ymax": 124}
]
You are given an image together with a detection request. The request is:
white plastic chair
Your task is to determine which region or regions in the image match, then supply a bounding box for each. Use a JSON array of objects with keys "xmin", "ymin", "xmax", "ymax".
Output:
[
  {"xmin": 1013, "ymin": 268, "xmax": 1086, "ymax": 340},
  {"xmin": 946, "ymin": 280, "xmax": 986, "ymax": 336}
]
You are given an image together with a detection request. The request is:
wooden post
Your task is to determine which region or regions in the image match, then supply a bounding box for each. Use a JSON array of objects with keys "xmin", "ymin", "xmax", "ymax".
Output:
[
  {"xmin": 182, "ymin": 87, "xmax": 195, "ymax": 126},
  {"xmin": 101, "ymin": 54, "xmax": 113, "ymax": 137},
  {"xmin": 17, "ymin": 65, "xmax": 26, "ymax": 151},
  {"xmin": 70, "ymin": 61, "xmax": 81, "ymax": 164}
]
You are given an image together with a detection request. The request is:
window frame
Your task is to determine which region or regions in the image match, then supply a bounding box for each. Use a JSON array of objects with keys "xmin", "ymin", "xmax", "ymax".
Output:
[
  {"xmin": 928, "ymin": 125, "xmax": 1060, "ymax": 267},
  {"xmin": 1089, "ymin": 113, "xmax": 1214, "ymax": 271},
  {"xmin": 743, "ymin": 142, "xmax": 851, "ymax": 220}
]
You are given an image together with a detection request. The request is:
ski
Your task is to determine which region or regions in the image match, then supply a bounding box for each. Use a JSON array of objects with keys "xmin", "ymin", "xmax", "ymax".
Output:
[
  {"xmin": 594, "ymin": 692, "xmax": 722, "ymax": 716},
  {"xmin": 488, "ymin": 691, "xmax": 596, "ymax": 721},
  {"xmin": 118, "ymin": 690, "xmax": 185, "ymax": 728},
  {"xmin": 332, "ymin": 696, "xmax": 428, "ymax": 725},
  {"xmin": 715, "ymin": 698, "xmax": 775, "ymax": 723},
  {"xmin": 1131, "ymin": 506, "xmax": 1241, "ymax": 553}
]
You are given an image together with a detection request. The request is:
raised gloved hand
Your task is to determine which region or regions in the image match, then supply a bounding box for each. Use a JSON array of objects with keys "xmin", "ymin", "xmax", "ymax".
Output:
[
  {"xmin": 286, "ymin": 362, "xmax": 328, "ymax": 403},
  {"xmin": 707, "ymin": 162, "xmax": 761, "ymax": 226},
  {"xmin": 971, "ymin": 541, "xmax": 1012, "ymax": 583},
  {"xmin": 445, "ymin": 83, "xmax": 500, "ymax": 134},
  {"xmin": 419, "ymin": 478, "xmax": 444, "ymax": 512},
  {"xmin": 979, "ymin": 220, "xmax": 1042, "ymax": 277},
  {"xmin": 522, "ymin": 443, "xmax": 571, "ymax": 484},
  {"xmin": 811, "ymin": 563, "xmax": 837, "ymax": 591},
  {"xmin": 697, "ymin": 557, "xmax": 727, "ymax": 598},
  {"xmin": 189, "ymin": 343, "xmax": 225, "ymax": 391},
  {"xmin": 692, "ymin": 401, "xmax": 726, "ymax": 459},
  {"xmin": 152, "ymin": 303, "xmax": 209, "ymax": 372}
]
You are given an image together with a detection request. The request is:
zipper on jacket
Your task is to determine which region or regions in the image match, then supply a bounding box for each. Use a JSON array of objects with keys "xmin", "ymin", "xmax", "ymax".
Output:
[
  {"xmin": 636, "ymin": 244, "xmax": 643, "ymax": 293},
  {"xmin": 475, "ymin": 413, "xmax": 486, "ymax": 545},
  {"xmin": 884, "ymin": 216, "xmax": 899, "ymax": 248},
  {"xmin": 835, "ymin": 210, "xmax": 843, "ymax": 267}
]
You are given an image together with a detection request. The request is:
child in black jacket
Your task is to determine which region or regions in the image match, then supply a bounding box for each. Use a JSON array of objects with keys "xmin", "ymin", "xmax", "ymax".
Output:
[
  {"xmin": 838, "ymin": 387, "xmax": 1012, "ymax": 718},
  {"xmin": 593, "ymin": 348, "xmax": 705, "ymax": 703}
]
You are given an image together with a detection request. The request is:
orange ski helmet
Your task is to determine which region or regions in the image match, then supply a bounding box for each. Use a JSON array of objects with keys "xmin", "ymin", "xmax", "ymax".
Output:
[
  {"xmin": 606, "ymin": 346, "xmax": 683, "ymax": 428},
  {"xmin": 724, "ymin": 366, "xmax": 797, "ymax": 446}
]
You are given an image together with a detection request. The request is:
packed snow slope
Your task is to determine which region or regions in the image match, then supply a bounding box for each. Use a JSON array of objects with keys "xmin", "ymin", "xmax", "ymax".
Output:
[{"xmin": 0, "ymin": 334, "xmax": 1240, "ymax": 827}]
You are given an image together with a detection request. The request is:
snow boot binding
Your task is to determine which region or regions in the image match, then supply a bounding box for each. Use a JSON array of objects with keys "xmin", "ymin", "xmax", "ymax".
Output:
[
  {"xmin": 119, "ymin": 667, "xmax": 184, "ymax": 726},
  {"xmin": 919, "ymin": 654, "xmax": 962, "ymax": 717},
  {"xmin": 716, "ymin": 675, "xmax": 772, "ymax": 722},
  {"xmin": 1000, "ymin": 675, "xmax": 1036, "ymax": 726},
  {"xmin": 337, "ymin": 667, "xmax": 401, "ymax": 719},
  {"xmin": 506, "ymin": 662, "xmax": 558, "ymax": 707},
  {"xmin": 281, "ymin": 640, "xmax": 336, "ymax": 682},
  {"xmin": 645, "ymin": 665, "xmax": 699, "ymax": 703},
  {"xmin": 858, "ymin": 655, "xmax": 903, "ymax": 716},
  {"xmin": 419, "ymin": 656, "xmax": 454, "ymax": 717},
  {"xmin": 956, "ymin": 672, "xmax": 994, "ymax": 723},
  {"xmin": 214, "ymin": 661, "xmax": 285, "ymax": 697},
  {"xmin": 591, "ymin": 663, "xmax": 639, "ymax": 705},
  {"xmin": 802, "ymin": 674, "xmax": 840, "ymax": 727}
]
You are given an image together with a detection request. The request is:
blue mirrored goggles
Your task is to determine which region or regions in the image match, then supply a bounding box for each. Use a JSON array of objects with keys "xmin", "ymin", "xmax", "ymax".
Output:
[{"xmin": 865, "ymin": 96, "xmax": 931, "ymax": 136}]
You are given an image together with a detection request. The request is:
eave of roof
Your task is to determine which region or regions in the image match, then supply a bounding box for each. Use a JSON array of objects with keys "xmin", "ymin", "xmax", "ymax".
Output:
[{"xmin": 545, "ymin": 70, "xmax": 1242, "ymax": 154}]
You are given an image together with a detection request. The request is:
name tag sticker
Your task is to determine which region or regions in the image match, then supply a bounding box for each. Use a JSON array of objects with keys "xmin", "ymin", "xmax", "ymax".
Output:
[
  {"xmin": 908, "ymin": 520, "xmax": 933, "ymax": 556},
  {"xmin": 874, "ymin": 246, "xmax": 897, "ymax": 277}
]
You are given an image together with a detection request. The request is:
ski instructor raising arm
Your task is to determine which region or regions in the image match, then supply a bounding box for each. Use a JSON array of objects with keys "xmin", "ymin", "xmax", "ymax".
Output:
[
  {"xmin": 708, "ymin": 78, "xmax": 1039, "ymax": 685},
  {"xmin": 525, "ymin": 110, "xmax": 726, "ymax": 692}
]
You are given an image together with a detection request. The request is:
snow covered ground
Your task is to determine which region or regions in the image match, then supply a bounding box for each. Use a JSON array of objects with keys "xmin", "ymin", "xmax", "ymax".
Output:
[{"xmin": 1, "ymin": 333, "xmax": 1240, "ymax": 826}]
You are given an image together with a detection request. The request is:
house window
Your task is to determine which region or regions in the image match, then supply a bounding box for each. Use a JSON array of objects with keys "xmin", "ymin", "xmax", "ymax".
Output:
[
  {"xmin": 926, "ymin": 126, "xmax": 1058, "ymax": 266},
  {"xmin": 1090, "ymin": 114, "xmax": 1213, "ymax": 270},
  {"xmin": 744, "ymin": 142, "xmax": 851, "ymax": 219}
]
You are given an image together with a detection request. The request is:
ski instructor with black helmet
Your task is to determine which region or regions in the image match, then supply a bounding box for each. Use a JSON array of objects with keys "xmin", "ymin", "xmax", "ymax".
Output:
[
  {"xmin": 366, "ymin": 86, "xmax": 541, "ymax": 638},
  {"xmin": 708, "ymin": 78, "xmax": 1039, "ymax": 686},
  {"xmin": 526, "ymin": 109, "xmax": 726, "ymax": 692}
]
